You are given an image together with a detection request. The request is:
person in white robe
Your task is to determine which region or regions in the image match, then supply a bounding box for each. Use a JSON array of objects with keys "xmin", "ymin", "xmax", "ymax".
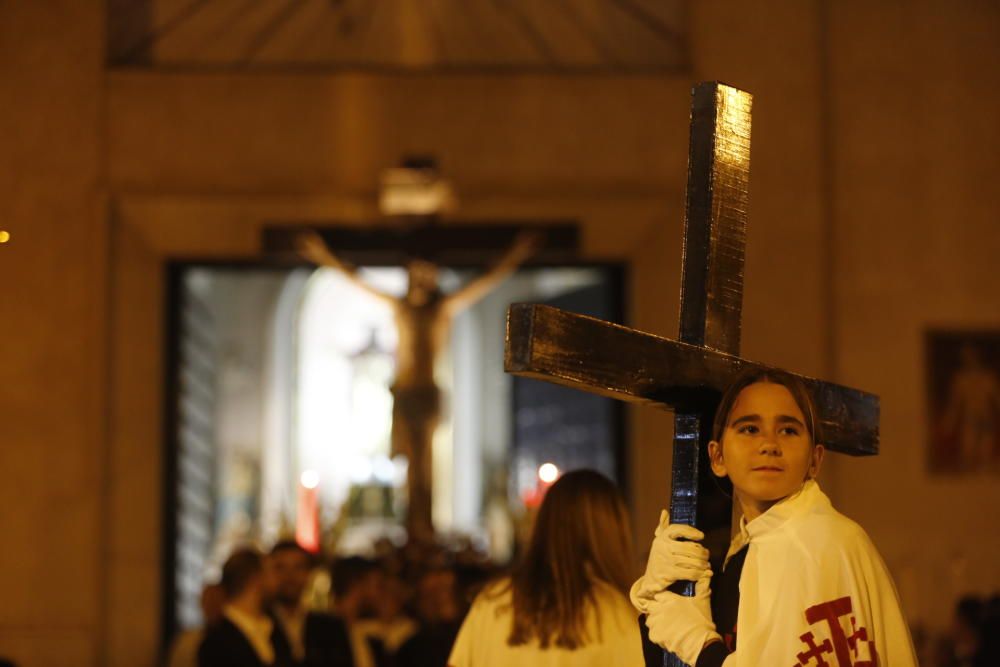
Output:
[{"xmin": 632, "ymin": 370, "xmax": 918, "ymax": 667}]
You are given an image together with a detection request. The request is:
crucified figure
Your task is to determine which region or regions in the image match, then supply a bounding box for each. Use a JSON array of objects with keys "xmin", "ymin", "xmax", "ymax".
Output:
[{"xmin": 297, "ymin": 230, "xmax": 542, "ymax": 540}]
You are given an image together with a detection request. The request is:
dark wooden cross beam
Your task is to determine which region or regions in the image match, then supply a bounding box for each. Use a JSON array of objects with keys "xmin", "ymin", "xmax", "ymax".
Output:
[
  {"xmin": 506, "ymin": 304, "xmax": 879, "ymax": 455},
  {"xmin": 504, "ymin": 82, "xmax": 879, "ymax": 667},
  {"xmin": 262, "ymin": 222, "xmax": 579, "ymax": 266}
]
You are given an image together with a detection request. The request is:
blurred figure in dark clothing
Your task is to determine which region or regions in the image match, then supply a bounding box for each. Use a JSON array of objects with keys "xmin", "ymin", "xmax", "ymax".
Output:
[
  {"xmin": 198, "ymin": 548, "xmax": 277, "ymax": 667},
  {"xmin": 976, "ymin": 595, "xmax": 1000, "ymax": 667},
  {"xmin": 331, "ymin": 557, "xmax": 381, "ymax": 625},
  {"xmin": 951, "ymin": 595, "xmax": 984, "ymax": 666},
  {"xmin": 395, "ymin": 567, "xmax": 461, "ymax": 667},
  {"xmin": 354, "ymin": 569, "xmax": 418, "ymax": 665},
  {"xmin": 269, "ymin": 540, "xmax": 353, "ymax": 667},
  {"xmin": 332, "ymin": 556, "xmax": 384, "ymax": 667}
]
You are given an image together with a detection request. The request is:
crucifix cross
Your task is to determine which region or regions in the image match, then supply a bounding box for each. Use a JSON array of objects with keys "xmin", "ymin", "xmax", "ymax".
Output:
[{"xmin": 504, "ymin": 82, "xmax": 879, "ymax": 666}]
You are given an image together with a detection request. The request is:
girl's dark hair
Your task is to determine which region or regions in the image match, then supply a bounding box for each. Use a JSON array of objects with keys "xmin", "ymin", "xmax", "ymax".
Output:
[
  {"xmin": 711, "ymin": 368, "xmax": 822, "ymax": 445},
  {"xmin": 505, "ymin": 469, "xmax": 634, "ymax": 650}
]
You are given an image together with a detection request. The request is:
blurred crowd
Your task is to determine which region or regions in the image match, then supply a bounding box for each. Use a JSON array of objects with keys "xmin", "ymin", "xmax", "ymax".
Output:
[
  {"xmin": 919, "ymin": 594, "xmax": 1000, "ymax": 667},
  {"xmin": 2, "ymin": 464, "xmax": 993, "ymax": 667},
  {"xmin": 168, "ymin": 536, "xmax": 499, "ymax": 667}
]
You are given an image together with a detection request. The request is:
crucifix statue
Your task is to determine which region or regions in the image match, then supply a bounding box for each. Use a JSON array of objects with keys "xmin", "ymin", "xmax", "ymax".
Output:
[
  {"xmin": 504, "ymin": 82, "xmax": 879, "ymax": 666},
  {"xmin": 298, "ymin": 228, "xmax": 542, "ymax": 540}
]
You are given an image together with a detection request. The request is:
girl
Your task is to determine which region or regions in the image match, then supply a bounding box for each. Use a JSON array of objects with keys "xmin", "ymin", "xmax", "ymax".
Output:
[
  {"xmin": 632, "ymin": 369, "xmax": 917, "ymax": 666},
  {"xmin": 448, "ymin": 469, "xmax": 644, "ymax": 667}
]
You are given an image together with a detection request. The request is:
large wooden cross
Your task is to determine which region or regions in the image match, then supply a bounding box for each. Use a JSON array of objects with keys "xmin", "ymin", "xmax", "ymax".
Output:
[{"xmin": 504, "ymin": 82, "xmax": 879, "ymax": 666}]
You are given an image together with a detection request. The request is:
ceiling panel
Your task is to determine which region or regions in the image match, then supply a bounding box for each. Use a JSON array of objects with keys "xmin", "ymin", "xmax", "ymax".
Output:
[{"xmin": 109, "ymin": 0, "xmax": 689, "ymax": 72}]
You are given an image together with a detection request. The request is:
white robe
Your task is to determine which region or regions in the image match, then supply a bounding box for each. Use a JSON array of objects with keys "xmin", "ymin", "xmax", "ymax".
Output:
[{"xmin": 722, "ymin": 480, "xmax": 917, "ymax": 666}]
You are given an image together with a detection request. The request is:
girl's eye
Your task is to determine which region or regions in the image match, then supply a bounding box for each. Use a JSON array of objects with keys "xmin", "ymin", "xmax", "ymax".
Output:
[
  {"xmin": 779, "ymin": 427, "xmax": 800, "ymax": 436},
  {"xmin": 736, "ymin": 424, "xmax": 759, "ymax": 435}
]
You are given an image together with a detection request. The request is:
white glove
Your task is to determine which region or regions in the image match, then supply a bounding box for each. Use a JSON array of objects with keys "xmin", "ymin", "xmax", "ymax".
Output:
[
  {"xmin": 630, "ymin": 510, "xmax": 710, "ymax": 613},
  {"xmin": 645, "ymin": 569, "xmax": 721, "ymax": 667}
]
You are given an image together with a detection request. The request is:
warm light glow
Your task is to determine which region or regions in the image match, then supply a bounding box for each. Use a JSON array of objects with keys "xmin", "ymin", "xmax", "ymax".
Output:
[
  {"xmin": 297, "ymin": 268, "xmax": 399, "ymax": 518},
  {"xmin": 372, "ymin": 456, "xmax": 396, "ymax": 484},
  {"xmin": 297, "ymin": 472, "xmax": 320, "ymax": 553},
  {"xmin": 719, "ymin": 85, "xmax": 752, "ymax": 140},
  {"xmin": 0, "ymin": 230, "xmax": 9, "ymax": 243},
  {"xmin": 538, "ymin": 463, "xmax": 560, "ymax": 484},
  {"xmin": 300, "ymin": 469, "xmax": 320, "ymax": 489},
  {"xmin": 350, "ymin": 457, "xmax": 374, "ymax": 483}
]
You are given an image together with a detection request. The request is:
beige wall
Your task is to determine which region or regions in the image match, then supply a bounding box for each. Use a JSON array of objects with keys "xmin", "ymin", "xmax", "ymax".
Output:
[
  {"xmin": 1, "ymin": 2, "xmax": 998, "ymax": 666},
  {"xmin": 827, "ymin": 0, "xmax": 1000, "ymax": 631},
  {"xmin": 0, "ymin": 2, "xmax": 107, "ymax": 666}
]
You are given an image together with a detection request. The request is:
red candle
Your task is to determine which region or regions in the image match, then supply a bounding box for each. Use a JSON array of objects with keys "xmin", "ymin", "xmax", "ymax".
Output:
[{"xmin": 296, "ymin": 470, "xmax": 320, "ymax": 553}]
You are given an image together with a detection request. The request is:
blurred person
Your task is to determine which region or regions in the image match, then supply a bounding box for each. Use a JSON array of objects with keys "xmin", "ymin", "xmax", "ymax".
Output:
[
  {"xmin": 396, "ymin": 567, "xmax": 461, "ymax": 667},
  {"xmin": 634, "ymin": 370, "xmax": 916, "ymax": 666},
  {"xmin": 354, "ymin": 571, "xmax": 418, "ymax": 663},
  {"xmin": 975, "ymin": 594, "xmax": 1000, "ymax": 667},
  {"xmin": 268, "ymin": 540, "xmax": 353, "ymax": 667},
  {"xmin": 331, "ymin": 557, "xmax": 382, "ymax": 625},
  {"xmin": 413, "ymin": 568, "xmax": 460, "ymax": 626},
  {"xmin": 399, "ymin": 537, "xmax": 448, "ymax": 586},
  {"xmin": 199, "ymin": 548, "xmax": 278, "ymax": 667},
  {"xmin": 166, "ymin": 583, "xmax": 225, "ymax": 667},
  {"xmin": 331, "ymin": 556, "xmax": 384, "ymax": 667},
  {"xmin": 447, "ymin": 469, "xmax": 643, "ymax": 667},
  {"xmin": 950, "ymin": 595, "xmax": 984, "ymax": 666}
]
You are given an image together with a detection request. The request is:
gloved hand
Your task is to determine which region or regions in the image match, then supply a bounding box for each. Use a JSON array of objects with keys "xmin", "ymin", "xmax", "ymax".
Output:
[
  {"xmin": 630, "ymin": 510, "xmax": 711, "ymax": 613},
  {"xmin": 645, "ymin": 569, "xmax": 721, "ymax": 667}
]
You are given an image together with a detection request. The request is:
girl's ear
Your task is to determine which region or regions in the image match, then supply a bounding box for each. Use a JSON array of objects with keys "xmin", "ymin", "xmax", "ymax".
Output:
[
  {"xmin": 807, "ymin": 444, "xmax": 826, "ymax": 479},
  {"xmin": 708, "ymin": 440, "xmax": 727, "ymax": 477}
]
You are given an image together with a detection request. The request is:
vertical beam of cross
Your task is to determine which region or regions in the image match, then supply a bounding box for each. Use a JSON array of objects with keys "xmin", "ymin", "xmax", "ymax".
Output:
[
  {"xmin": 669, "ymin": 82, "xmax": 752, "ymax": 528},
  {"xmin": 666, "ymin": 83, "xmax": 752, "ymax": 667},
  {"xmin": 678, "ymin": 85, "xmax": 752, "ymax": 354}
]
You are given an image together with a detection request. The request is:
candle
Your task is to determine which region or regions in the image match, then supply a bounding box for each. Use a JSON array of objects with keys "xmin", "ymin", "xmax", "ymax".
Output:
[{"xmin": 296, "ymin": 470, "xmax": 320, "ymax": 553}]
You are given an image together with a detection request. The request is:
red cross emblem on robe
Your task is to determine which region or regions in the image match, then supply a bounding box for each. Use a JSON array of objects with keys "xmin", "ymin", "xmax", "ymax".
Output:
[{"xmin": 793, "ymin": 596, "xmax": 879, "ymax": 667}]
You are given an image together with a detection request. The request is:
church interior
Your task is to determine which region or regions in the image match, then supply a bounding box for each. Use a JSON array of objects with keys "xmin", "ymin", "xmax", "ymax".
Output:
[{"xmin": 1, "ymin": 1, "xmax": 998, "ymax": 666}]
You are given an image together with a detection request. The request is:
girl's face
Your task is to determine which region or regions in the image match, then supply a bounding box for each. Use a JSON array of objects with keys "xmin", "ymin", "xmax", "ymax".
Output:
[{"xmin": 708, "ymin": 381, "xmax": 825, "ymax": 521}]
